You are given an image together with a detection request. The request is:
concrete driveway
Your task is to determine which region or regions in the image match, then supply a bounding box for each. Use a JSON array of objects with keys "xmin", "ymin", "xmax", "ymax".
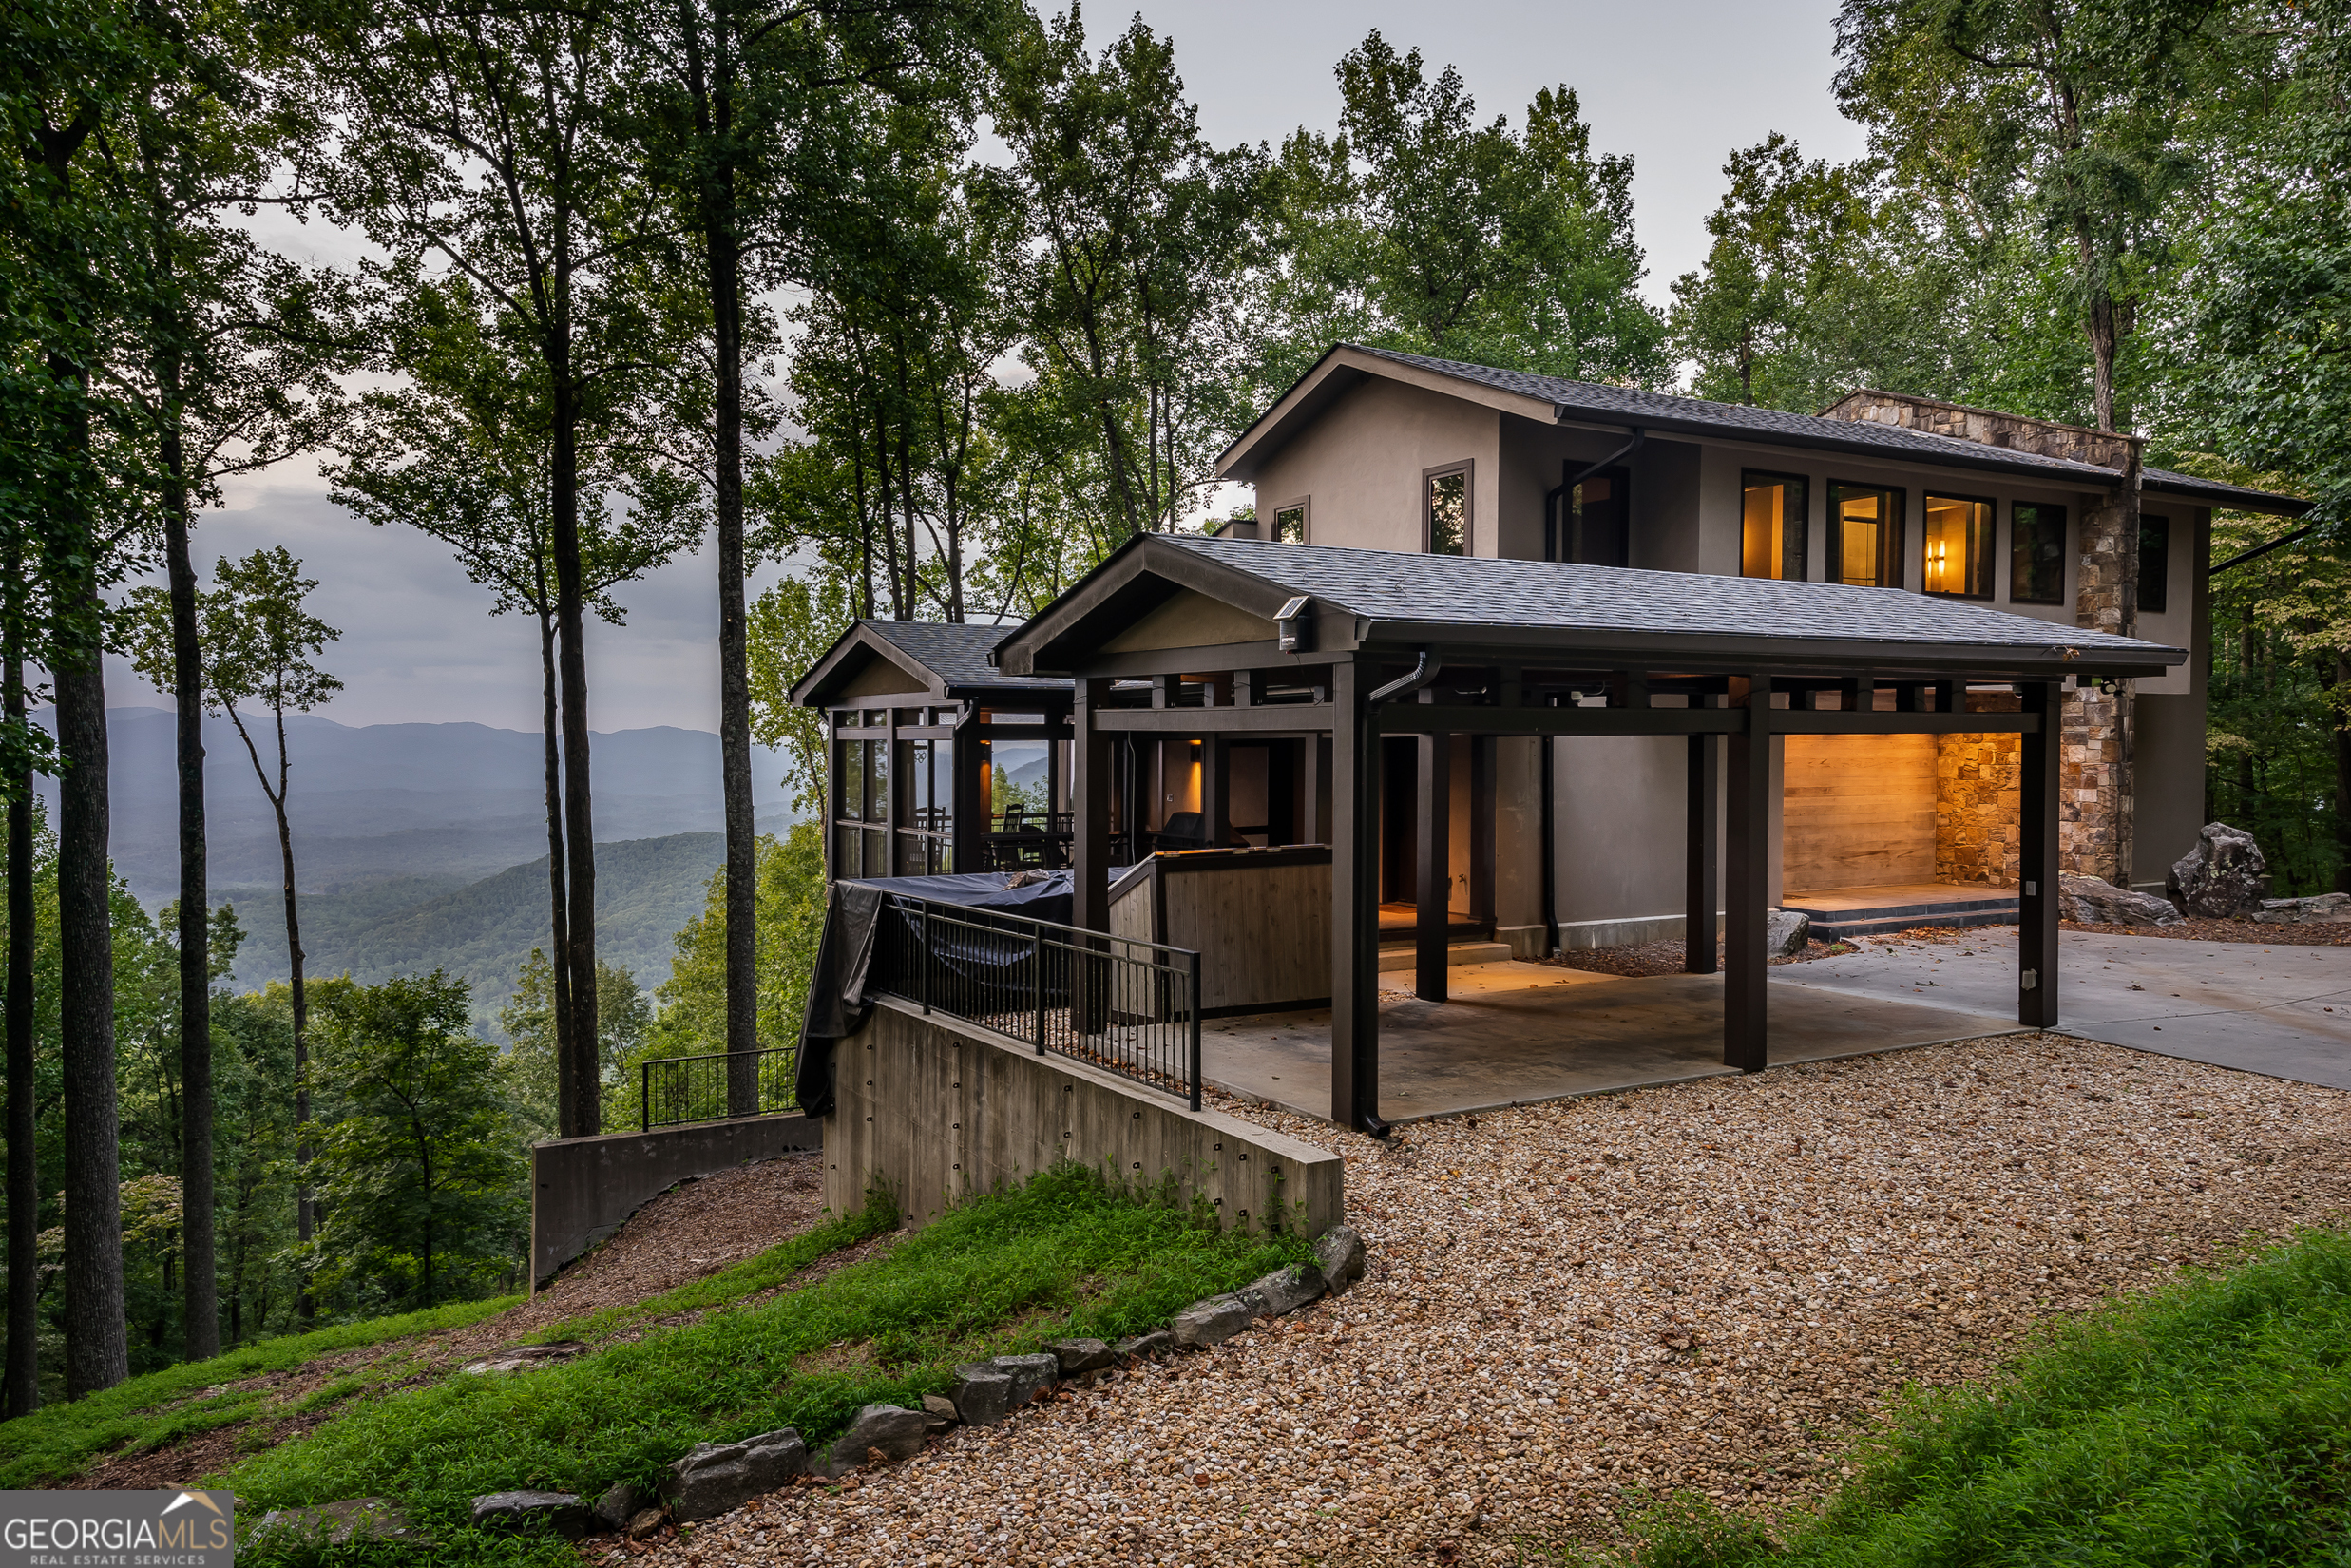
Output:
[{"xmin": 1779, "ymin": 927, "xmax": 2351, "ymax": 1091}]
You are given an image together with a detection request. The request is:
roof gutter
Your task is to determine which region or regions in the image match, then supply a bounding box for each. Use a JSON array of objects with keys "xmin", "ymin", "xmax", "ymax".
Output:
[
  {"xmin": 1367, "ymin": 649, "xmax": 1443, "ymax": 705},
  {"xmin": 2210, "ymin": 522, "xmax": 2320, "ymax": 575}
]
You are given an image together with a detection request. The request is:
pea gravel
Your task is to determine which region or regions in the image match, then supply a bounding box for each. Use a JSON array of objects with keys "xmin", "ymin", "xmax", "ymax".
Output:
[{"xmin": 602, "ymin": 1031, "xmax": 2351, "ymax": 1567}]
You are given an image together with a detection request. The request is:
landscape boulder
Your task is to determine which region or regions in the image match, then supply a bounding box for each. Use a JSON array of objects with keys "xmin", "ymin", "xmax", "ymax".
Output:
[
  {"xmin": 2254, "ymin": 892, "xmax": 2351, "ymax": 926},
  {"xmin": 1233, "ymin": 1263, "xmax": 1326, "ymax": 1320},
  {"xmin": 1313, "ymin": 1226, "xmax": 1367, "ymax": 1294},
  {"xmin": 1045, "ymin": 1338, "xmax": 1114, "ymax": 1376},
  {"xmin": 2060, "ymin": 874, "xmax": 2183, "ymax": 927},
  {"xmin": 920, "ymin": 1393, "xmax": 960, "ymax": 1430},
  {"xmin": 950, "ymin": 1364, "xmax": 1014, "ymax": 1426},
  {"xmin": 1114, "ymin": 1330, "xmax": 1173, "ymax": 1359},
  {"xmin": 1170, "ymin": 1294, "xmax": 1253, "ymax": 1348},
  {"xmin": 1764, "ymin": 908, "xmax": 1811, "ymax": 958},
  {"xmin": 459, "ymin": 1341, "xmax": 585, "ymax": 1377},
  {"xmin": 818, "ymin": 1404, "xmax": 928, "ymax": 1476},
  {"xmin": 252, "ymin": 1499, "xmax": 420, "ymax": 1547},
  {"xmin": 992, "ymin": 1351, "xmax": 1061, "ymax": 1407},
  {"xmin": 469, "ymin": 1491, "xmax": 591, "ymax": 1541},
  {"xmin": 592, "ymin": 1482, "xmax": 648, "ymax": 1535},
  {"xmin": 2169, "ymin": 822, "xmax": 2270, "ymax": 918},
  {"xmin": 661, "ymin": 1427, "xmax": 808, "ymax": 1521}
]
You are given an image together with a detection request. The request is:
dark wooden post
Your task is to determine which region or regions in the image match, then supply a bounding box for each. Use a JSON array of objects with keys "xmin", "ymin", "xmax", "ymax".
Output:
[
  {"xmin": 1203, "ymin": 734, "xmax": 1231, "ymax": 848},
  {"xmin": 1303, "ymin": 734, "xmax": 1326, "ymax": 844},
  {"xmin": 1329, "ymin": 660, "xmax": 1380, "ymax": 1128},
  {"xmin": 1724, "ymin": 676, "xmax": 1772, "ymax": 1070},
  {"xmin": 1470, "ymin": 736, "xmax": 1497, "ymax": 927},
  {"xmin": 1416, "ymin": 731, "xmax": 1451, "ymax": 1002},
  {"xmin": 2019, "ymin": 679, "xmax": 2061, "ymax": 1027},
  {"xmin": 883, "ymin": 707, "xmax": 900, "ymax": 876},
  {"xmin": 1073, "ymin": 679, "xmax": 1112, "ymax": 1033},
  {"xmin": 1686, "ymin": 730, "xmax": 1719, "ymax": 974},
  {"xmin": 952, "ymin": 707, "xmax": 984, "ymax": 873}
]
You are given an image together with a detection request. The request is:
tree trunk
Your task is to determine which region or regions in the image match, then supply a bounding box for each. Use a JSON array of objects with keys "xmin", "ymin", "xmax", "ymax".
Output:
[
  {"xmin": 276, "ymin": 744, "xmax": 313, "ymax": 1324},
  {"xmin": 539, "ymin": 614, "xmax": 573, "ymax": 1130},
  {"xmin": 709, "ymin": 186, "xmax": 758, "ymax": 1116},
  {"xmin": 56, "ymin": 641, "xmax": 126, "ymax": 1397},
  {"xmin": 2336, "ymin": 657, "xmax": 2351, "ymax": 896},
  {"xmin": 4, "ymin": 635, "xmax": 37, "ymax": 1416},
  {"xmin": 551, "ymin": 364, "xmax": 599, "ymax": 1138},
  {"xmin": 163, "ymin": 471, "xmax": 217, "ymax": 1362}
]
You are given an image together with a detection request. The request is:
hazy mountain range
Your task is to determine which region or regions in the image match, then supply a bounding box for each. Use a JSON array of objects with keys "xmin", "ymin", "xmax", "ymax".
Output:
[{"xmin": 41, "ymin": 707, "xmax": 797, "ymax": 1014}]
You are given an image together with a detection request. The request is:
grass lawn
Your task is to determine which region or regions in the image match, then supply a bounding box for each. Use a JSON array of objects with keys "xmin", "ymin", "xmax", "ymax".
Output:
[
  {"xmin": 0, "ymin": 1294, "xmax": 522, "ymax": 1491},
  {"xmin": 1579, "ymin": 1228, "xmax": 2351, "ymax": 1567},
  {"xmin": 224, "ymin": 1163, "xmax": 1309, "ymax": 1563}
]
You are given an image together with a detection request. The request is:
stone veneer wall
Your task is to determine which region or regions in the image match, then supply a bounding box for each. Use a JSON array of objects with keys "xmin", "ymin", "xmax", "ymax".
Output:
[
  {"xmin": 1936, "ymin": 692, "xmax": 2022, "ymax": 886},
  {"xmin": 1935, "ymin": 685, "xmax": 2130, "ymax": 887}
]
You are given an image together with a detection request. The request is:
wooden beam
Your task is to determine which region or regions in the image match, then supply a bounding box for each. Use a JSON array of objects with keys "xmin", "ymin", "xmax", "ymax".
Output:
[
  {"xmin": 1094, "ymin": 704, "xmax": 1336, "ymax": 735},
  {"xmin": 1329, "ymin": 660, "xmax": 1380, "ymax": 1129},
  {"xmin": 2019, "ymin": 680, "xmax": 2061, "ymax": 1027},
  {"xmin": 1416, "ymin": 731, "xmax": 1450, "ymax": 1003},
  {"xmin": 1378, "ymin": 705, "xmax": 1744, "ymax": 737},
  {"xmin": 1686, "ymin": 731, "xmax": 1719, "ymax": 974},
  {"xmin": 1772, "ymin": 711, "xmax": 2041, "ymax": 736},
  {"xmin": 1724, "ymin": 679, "xmax": 1772, "ymax": 1071}
]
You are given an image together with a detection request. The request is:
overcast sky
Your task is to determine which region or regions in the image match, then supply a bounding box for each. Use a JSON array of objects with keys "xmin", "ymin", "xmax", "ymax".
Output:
[{"xmin": 132, "ymin": 0, "xmax": 1869, "ymax": 735}]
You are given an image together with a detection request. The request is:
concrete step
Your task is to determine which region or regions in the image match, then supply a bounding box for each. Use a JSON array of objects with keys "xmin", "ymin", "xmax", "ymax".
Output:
[
  {"xmin": 1378, "ymin": 941, "xmax": 1513, "ymax": 972},
  {"xmin": 1803, "ymin": 906, "xmax": 2018, "ymax": 941}
]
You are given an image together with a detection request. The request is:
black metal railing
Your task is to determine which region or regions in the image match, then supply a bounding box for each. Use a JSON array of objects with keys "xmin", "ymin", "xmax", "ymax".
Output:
[
  {"xmin": 640, "ymin": 1044, "xmax": 800, "ymax": 1131},
  {"xmin": 868, "ymin": 894, "xmax": 1202, "ymax": 1109}
]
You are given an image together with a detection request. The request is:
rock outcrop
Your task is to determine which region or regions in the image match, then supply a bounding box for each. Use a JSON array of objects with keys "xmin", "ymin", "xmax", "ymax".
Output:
[
  {"xmin": 2060, "ymin": 874, "xmax": 2183, "ymax": 927},
  {"xmin": 2169, "ymin": 822, "xmax": 2270, "ymax": 918}
]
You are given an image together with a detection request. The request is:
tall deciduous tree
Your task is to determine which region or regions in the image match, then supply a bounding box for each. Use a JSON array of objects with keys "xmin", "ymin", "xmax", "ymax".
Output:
[
  {"xmin": 125, "ymin": 546, "xmax": 339, "ymax": 1320},
  {"xmin": 295, "ymin": 0, "xmax": 665, "ymax": 1138}
]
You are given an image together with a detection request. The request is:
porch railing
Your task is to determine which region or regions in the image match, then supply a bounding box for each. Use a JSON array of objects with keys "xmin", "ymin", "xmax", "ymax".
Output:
[
  {"xmin": 868, "ymin": 893, "xmax": 1202, "ymax": 1109},
  {"xmin": 639, "ymin": 1044, "xmax": 800, "ymax": 1132}
]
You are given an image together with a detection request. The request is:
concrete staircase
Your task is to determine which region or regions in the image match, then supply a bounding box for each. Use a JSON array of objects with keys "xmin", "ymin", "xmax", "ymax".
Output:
[{"xmin": 1782, "ymin": 883, "xmax": 2019, "ymax": 942}]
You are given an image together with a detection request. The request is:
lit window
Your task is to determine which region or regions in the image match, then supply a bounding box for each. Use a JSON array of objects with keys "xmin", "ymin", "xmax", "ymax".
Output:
[
  {"xmin": 1425, "ymin": 466, "xmax": 1469, "ymax": 555},
  {"xmin": 1272, "ymin": 501, "xmax": 1307, "ymax": 544},
  {"xmin": 1829, "ymin": 483, "xmax": 1902, "ymax": 587},
  {"xmin": 2011, "ymin": 503, "xmax": 2066, "ymax": 603},
  {"xmin": 2139, "ymin": 514, "xmax": 2170, "ymax": 614},
  {"xmin": 1741, "ymin": 471, "xmax": 1807, "ymax": 580},
  {"xmin": 1922, "ymin": 495, "xmax": 1994, "ymax": 598}
]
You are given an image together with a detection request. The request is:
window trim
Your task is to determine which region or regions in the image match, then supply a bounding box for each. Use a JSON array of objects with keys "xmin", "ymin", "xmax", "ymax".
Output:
[
  {"xmin": 1739, "ymin": 468, "xmax": 1810, "ymax": 583},
  {"xmin": 1921, "ymin": 490, "xmax": 1997, "ymax": 601},
  {"xmin": 1826, "ymin": 480, "xmax": 1906, "ymax": 590},
  {"xmin": 1422, "ymin": 460, "xmax": 1474, "ymax": 557},
  {"xmin": 1269, "ymin": 495, "xmax": 1310, "ymax": 545},
  {"xmin": 2009, "ymin": 500, "xmax": 2070, "ymax": 605}
]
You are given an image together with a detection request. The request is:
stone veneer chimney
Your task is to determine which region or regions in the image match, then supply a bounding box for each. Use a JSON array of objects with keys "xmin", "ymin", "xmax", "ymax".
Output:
[{"xmin": 1820, "ymin": 390, "xmax": 2146, "ymax": 889}]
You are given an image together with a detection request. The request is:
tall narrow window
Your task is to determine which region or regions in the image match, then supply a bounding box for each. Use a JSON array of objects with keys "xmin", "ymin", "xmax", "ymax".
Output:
[
  {"xmin": 2011, "ymin": 502, "xmax": 2067, "ymax": 603},
  {"xmin": 1741, "ymin": 471, "xmax": 1807, "ymax": 580},
  {"xmin": 1922, "ymin": 494, "xmax": 1994, "ymax": 598},
  {"xmin": 1271, "ymin": 499, "xmax": 1308, "ymax": 544},
  {"xmin": 1829, "ymin": 483, "xmax": 1903, "ymax": 587},
  {"xmin": 1424, "ymin": 464, "xmax": 1470, "ymax": 555},
  {"xmin": 2139, "ymin": 513, "xmax": 2170, "ymax": 614}
]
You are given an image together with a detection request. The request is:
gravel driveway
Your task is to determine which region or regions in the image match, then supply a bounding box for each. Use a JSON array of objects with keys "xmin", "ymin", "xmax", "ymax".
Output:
[{"xmin": 608, "ymin": 1031, "xmax": 2351, "ymax": 1568}]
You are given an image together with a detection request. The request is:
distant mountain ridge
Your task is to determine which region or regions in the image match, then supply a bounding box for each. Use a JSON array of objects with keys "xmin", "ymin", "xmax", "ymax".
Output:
[
  {"xmin": 46, "ymin": 707, "xmax": 793, "ymax": 901},
  {"xmin": 219, "ymin": 832, "xmax": 725, "ymax": 1023}
]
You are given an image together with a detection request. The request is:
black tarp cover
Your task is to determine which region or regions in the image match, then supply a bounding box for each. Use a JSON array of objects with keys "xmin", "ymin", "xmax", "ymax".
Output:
[{"xmin": 793, "ymin": 870, "xmax": 1074, "ymax": 1117}]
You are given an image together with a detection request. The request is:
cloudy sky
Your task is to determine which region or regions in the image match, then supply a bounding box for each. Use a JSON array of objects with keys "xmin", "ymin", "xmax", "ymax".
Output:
[{"xmin": 139, "ymin": 0, "xmax": 1868, "ymax": 736}]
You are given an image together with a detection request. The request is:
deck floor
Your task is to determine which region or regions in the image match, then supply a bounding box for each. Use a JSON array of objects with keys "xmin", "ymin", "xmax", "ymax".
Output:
[{"xmin": 1201, "ymin": 960, "xmax": 2014, "ymax": 1123}]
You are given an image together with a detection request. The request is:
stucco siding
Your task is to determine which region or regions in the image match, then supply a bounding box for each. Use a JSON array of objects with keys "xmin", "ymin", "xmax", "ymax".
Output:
[{"xmin": 1249, "ymin": 377, "xmax": 1499, "ymax": 555}]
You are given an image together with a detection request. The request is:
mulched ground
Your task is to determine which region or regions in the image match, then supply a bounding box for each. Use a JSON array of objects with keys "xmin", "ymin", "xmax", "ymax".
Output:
[
  {"xmin": 620, "ymin": 1031, "xmax": 2351, "ymax": 1568},
  {"xmin": 2065, "ymin": 914, "xmax": 2351, "ymax": 946}
]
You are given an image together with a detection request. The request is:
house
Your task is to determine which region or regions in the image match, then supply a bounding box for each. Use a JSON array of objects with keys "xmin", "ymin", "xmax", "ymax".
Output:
[{"xmin": 1203, "ymin": 344, "xmax": 2306, "ymax": 947}]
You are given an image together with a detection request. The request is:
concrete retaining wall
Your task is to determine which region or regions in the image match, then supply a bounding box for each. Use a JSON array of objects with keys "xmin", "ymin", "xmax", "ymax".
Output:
[
  {"xmin": 530, "ymin": 1112, "xmax": 822, "ymax": 1289},
  {"xmin": 825, "ymin": 997, "xmax": 1344, "ymax": 1237}
]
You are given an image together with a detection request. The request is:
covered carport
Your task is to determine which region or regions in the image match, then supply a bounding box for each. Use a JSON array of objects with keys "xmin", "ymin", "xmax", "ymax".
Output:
[{"xmin": 990, "ymin": 534, "xmax": 2184, "ymax": 1132}]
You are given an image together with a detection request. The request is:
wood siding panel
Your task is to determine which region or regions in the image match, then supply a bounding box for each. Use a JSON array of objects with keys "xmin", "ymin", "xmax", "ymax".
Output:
[
  {"xmin": 1162, "ymin": 860, "xmax": 1332, "ymax": 1012},
  {"xmin": 1782, "ymin": 733, "xmax": 1937, "ymax": 892}
]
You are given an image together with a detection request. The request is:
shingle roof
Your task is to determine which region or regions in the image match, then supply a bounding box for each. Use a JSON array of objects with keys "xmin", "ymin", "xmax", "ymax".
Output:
[
  {"xmin": 859, "ymin": 620, "xmax": 1070, "ymax": 692},
  {"xmin": 1159, "ymin": 534, "xmax": 2181, "ymax": 661},
  {"xmin": 1348, "ymin": 346, "xmax": 2303, "ymax": 514}
]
